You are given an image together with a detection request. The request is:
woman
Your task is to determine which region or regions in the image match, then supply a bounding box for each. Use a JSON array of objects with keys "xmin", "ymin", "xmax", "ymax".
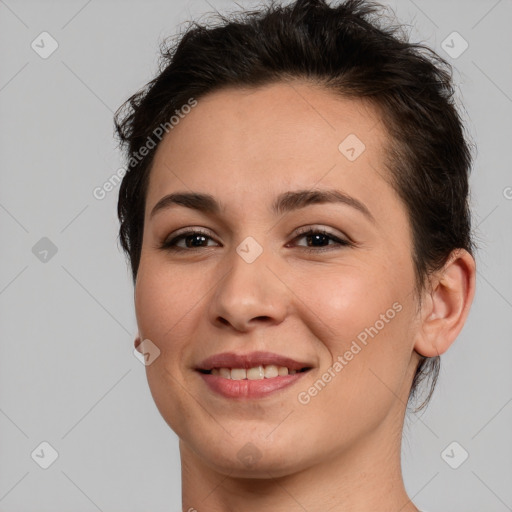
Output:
[{"xmin": 114, "ymin": 0, "xmax": 476, "ymax": 510}]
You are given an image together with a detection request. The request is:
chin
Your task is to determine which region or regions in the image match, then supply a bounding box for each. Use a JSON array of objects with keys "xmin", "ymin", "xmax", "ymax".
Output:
[
  {"xmin": 188, "ymin": 433, "xmax": 311, "ymax": 477},
  {"xmin": 208, "ymin": 450, "xmax": 308, "ymax": 479}
]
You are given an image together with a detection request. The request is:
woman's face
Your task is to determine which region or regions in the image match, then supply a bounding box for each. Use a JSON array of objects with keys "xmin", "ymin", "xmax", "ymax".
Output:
[{"xmin": 134, "ymin": 82, "xmax": 423, "ymax": 476}]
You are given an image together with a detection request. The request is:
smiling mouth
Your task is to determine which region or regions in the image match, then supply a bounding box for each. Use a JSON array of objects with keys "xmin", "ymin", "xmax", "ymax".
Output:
[{"xmin": 197, "ymin": 365, "xmax": 312, "ymax": 380}]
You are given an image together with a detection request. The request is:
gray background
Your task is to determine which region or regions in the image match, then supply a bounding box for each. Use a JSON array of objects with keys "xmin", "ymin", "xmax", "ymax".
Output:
[{"xmin": 0, "ymin": 0, "xmax": 511, "ymax": 510}]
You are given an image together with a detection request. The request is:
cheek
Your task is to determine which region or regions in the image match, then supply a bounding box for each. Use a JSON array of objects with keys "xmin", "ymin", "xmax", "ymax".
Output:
[
  {"xmin": 292, "ymin": 263, "xmax": 405, "ymax": 347},
  {"xmin": 291, "ymin": 264, "xmax": 413, "ymax": 403},
  {"xmin": 134, "ymin": 257, "xmax": 198, "ymax": 339},
  {"xmin": 134, "ymin": 261, "xmax": 204, "ymax": 437}
]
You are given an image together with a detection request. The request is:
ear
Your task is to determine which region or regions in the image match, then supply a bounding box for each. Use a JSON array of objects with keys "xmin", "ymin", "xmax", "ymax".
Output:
[{"xmin": 414, "ymin": 249, "xmax": 476, "ymax": 357}]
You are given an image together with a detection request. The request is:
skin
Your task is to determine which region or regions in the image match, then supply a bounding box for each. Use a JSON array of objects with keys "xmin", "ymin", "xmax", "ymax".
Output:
[{"xmin": 133, "ymin": 81, "xmax": 476, "ymax": 511}]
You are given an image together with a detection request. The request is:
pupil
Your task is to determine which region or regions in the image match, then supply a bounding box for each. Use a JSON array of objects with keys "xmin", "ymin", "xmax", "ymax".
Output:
[
  {"xmin": 308, "ymin": 233, "xmax": 327, "ymax": 246},
  {"xmin": 187, "ymin": 235, "xmax": 207, "ymax": 247}
]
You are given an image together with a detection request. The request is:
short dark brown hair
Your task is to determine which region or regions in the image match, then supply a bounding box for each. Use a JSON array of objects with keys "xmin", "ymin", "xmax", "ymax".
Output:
[{"xmin": 114, "ymin": 0, "xmax": 475, "ymax": 411}]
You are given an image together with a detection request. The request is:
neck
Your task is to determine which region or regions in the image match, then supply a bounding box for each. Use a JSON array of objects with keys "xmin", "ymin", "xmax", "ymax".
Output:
[{"xmin": 180, "ymin": 414, "xmax": 419, "ymax": 512}]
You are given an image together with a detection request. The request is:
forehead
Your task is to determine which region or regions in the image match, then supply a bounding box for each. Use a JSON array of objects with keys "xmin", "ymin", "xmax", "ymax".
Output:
[{"xmin": 146, "ymin": 81, "xmax": 392, "ymax": 212}]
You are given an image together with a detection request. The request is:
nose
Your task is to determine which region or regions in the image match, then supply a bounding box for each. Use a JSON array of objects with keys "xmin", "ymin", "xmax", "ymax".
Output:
[{"xmin": 208, "ymin": 245, "xmax": 289, "ymax": 333}]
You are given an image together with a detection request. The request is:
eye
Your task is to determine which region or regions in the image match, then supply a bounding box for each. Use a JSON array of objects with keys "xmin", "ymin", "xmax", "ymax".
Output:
[
  {"xmin": 158, "ymin": 226, "xmax": 353, "ymax": 253},
  {"xmin": 289, "ymin": 227, "xmax": 352, "ymax": 253},
  {"xmin": 159, "ymin": 229, "xmax": 220, "ymax": 251}
]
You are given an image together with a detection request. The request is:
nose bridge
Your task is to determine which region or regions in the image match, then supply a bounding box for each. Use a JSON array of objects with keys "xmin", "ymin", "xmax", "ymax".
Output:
[{"xmin": 209, "ymin": 237, "xmax": 287, "ymax": 330}]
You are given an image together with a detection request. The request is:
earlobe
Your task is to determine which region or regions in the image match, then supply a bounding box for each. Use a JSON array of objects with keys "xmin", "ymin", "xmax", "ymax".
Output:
[
  {"xmin": 414, "ymin": 249, "xmax": 476, "ymax": 358},
  {"xmin": 134, "ymin": 334, "xmax": 142, "ymax": 352}
]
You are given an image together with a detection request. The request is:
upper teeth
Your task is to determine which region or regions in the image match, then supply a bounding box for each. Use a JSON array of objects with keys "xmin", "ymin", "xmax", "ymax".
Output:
[{"xmin": 210, "ymin": 365, "xmax": 298, "ymax": 380}]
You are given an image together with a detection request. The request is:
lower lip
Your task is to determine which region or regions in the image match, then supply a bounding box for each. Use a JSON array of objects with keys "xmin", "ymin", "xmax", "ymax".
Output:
[{"xmin": 197, "ymin": 370, "xmax": 310, "ymax": 399}]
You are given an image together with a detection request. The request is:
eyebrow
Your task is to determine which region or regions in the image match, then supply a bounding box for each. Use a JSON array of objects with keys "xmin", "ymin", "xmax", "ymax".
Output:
[{"xmin": 149, "ymin": 188, "xmax": 375, "ymax": 223}]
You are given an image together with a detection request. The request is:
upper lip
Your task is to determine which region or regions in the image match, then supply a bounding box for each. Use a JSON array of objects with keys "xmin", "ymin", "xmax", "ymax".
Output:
[{"xmin": 195, "ymin": 351, "xmax": 313, "ymax": 371}]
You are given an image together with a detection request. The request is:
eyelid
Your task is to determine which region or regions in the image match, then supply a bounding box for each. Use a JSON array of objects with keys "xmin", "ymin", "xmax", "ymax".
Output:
[
  {"xmin": 293, "ymin": 224, "xmax": 347, "ymax": 239},
  {"xmin": 289, "ymin": 225, "xmax": 353, "ymax": 250},
  {"xmin": 163, "ymin": 226, "xmax": 218, "ymax": 244},
  {"xmin": 292, "ymin": 224, "xmax": 353, "ymax": 244}
]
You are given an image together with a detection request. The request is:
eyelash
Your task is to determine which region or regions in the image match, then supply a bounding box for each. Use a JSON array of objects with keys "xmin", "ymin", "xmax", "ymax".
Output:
[{"xmin": 159, "ymin": 227, "xmax": 353, "ymax": 253}]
